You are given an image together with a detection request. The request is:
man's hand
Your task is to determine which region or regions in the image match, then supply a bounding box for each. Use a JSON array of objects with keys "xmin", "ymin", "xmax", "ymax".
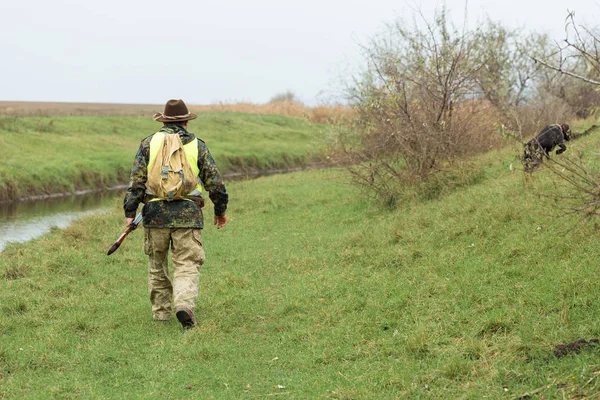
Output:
[
  {"xmin": 126, "ymin": 217, "xmax": 134, "ymax": 226},
  {"xmin": 214, "ymin": 215, "xmax": 228, "ymax": 229}
]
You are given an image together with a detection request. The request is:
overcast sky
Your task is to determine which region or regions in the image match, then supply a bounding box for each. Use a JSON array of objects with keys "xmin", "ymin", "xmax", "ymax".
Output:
[{"xmin": 1, "ymin": 0, "xmax": 599, "ymax": 106}]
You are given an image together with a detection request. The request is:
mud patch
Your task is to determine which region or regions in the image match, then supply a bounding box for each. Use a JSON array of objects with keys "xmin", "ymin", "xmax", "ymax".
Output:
[{"xmin": 553, "ymin": 338, "xmax": 599, "ymax": 358}]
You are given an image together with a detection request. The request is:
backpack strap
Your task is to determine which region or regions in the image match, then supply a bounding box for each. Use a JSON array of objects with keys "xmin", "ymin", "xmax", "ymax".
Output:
[{"xmin": 148, "ymin": 132, "xmax": 166, "ymax": 172}]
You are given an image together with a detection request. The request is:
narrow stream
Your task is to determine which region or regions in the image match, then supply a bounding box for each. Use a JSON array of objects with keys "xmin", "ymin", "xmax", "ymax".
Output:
[
  {"xmin": 0, "ymin": 190, "xmax": 120, "ymax": 253},
  {"xmin": 0, "ymin": 166, "xmax": 323, "ymax": 253}
]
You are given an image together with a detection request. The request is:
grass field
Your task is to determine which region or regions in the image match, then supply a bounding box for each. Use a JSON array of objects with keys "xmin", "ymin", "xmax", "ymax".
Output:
[
  {"xmin": 2, "ymin": 123, "xmax": 600, "ymax": 397},
  {"xmin": 0, "ymin": 113, "xmax": 324, "ymax": 202}
]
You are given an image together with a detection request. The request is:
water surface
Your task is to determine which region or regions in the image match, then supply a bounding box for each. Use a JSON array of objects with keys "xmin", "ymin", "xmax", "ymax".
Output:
[{"xmin": 0, "ymin": 191, "xmax": 119, "ymax": 252}]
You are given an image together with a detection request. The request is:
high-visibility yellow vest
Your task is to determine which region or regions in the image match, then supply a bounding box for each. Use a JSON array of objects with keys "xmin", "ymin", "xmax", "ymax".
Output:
[{"xmin": 147, "ymin": 132, "xmax": 202, "ymax": 199}]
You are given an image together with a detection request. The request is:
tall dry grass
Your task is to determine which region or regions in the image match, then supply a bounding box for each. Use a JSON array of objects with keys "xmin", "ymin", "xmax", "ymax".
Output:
[
  {"xmin": 192, "ymin": 101, "xmax": 352, "ymax": 124},
  {"xmin": 0, "ymin": 101, "xmax": 352, "ymax": 124}
]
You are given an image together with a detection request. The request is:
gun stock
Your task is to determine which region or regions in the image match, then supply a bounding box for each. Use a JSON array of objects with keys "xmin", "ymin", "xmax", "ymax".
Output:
[{"xmin": 107, "ymin": 213, "xmax": 143, "ymax": 255}]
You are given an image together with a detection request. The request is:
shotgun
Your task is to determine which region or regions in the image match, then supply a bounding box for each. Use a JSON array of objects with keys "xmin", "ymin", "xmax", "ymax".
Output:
[{"xmin": 106, "ymin": 213, "xmax": 143, "ymax": 255}]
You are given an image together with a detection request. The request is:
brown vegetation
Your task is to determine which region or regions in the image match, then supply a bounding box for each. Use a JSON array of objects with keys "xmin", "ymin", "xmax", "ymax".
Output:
[
  {"xmin": 0, "ymin": 101, "xmax": 158, "ymax": 117},
  {"xmin": 0, "ymin": 101, "xmax": 351, "ymax": 124},
  {"xmin": 327, "ymin": 12, "xmax": 515, "ymax": 206},
  {"xmin": 193, "ymin": 101, "xmax": 351, "ymax": 124}
]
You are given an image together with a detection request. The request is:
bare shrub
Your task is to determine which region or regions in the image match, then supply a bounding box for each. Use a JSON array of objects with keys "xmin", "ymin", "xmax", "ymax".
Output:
[
  {"xmin": 533, "ymin": 149, "xmax": 600, "ymax": 227},
  {"xmin": 325, "ymin": 115, "xmax": 487, "ymax": 206},
  {"xmin": 328, "ymin": 8, "xmax": 510, "ymax": 205},
  {"xmin": 474, "ymin": 22, "xmax": 549, "ymax": 112},
  {"xmin": 351, "ymin": 10, "xmax": 486, "ymax": 178}
]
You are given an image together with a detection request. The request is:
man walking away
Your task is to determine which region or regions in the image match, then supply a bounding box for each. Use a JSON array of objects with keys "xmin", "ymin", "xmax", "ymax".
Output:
[{"xmin": 123, "ymin": 99, "xmax": 229, "ymax": 330}]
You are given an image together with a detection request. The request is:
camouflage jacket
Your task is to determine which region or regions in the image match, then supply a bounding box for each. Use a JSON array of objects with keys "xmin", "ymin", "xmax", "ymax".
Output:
[{"xmin": 123, "ymin": 124, "xmax": 228, "ymax": 229}]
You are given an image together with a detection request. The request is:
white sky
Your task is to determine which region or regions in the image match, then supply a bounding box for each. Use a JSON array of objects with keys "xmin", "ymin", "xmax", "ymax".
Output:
[{"xmin": 1, "ymin": 0, "xmax": 599, "ymax": 106}]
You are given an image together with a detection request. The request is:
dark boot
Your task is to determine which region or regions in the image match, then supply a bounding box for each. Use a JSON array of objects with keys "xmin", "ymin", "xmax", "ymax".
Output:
[{"xmin": 176, "ymin": 307, "xmax": 196, "ymax": 330}]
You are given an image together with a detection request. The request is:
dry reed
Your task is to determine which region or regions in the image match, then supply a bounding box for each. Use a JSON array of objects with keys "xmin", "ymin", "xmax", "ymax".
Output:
[{"xmin": 0, "ymin": 101, "xmax": 351, "ymax": 124}]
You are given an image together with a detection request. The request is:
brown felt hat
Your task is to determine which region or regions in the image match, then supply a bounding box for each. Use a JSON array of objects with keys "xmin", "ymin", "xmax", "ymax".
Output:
[{"xmin": 153, "ymin": 99, "xmax": 197, "ymax": 123}]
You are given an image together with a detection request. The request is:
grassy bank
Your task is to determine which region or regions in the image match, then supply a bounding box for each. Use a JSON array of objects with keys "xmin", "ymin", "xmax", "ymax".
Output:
[
  {"xmin": 0, "ymin": 113, "xmax": 323, "ymax": 201},
  {"xmin": 2, "ymin": 126, "xmax": 600, "ymax": 397}
]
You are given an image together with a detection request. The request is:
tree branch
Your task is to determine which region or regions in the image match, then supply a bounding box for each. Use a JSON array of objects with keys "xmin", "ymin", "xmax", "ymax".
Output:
[{"xmin": 530, "ymin": 56, "xmax": 600, "ymax": 85}]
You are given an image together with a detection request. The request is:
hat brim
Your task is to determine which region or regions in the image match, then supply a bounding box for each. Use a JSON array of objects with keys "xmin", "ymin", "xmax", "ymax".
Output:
[{"xmin": 154, "ymin": 113, "xmax": 197, "ymax": 123}]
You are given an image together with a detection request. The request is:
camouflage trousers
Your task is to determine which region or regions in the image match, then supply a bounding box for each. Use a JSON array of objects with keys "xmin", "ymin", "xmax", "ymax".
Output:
[{"xmin": 143, "ymin": 228, "xmax": 206, "ymax": 321}]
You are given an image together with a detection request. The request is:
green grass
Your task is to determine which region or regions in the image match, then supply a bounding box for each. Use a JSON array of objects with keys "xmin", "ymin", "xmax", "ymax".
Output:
[
  {"xmin": 0, "ymin": 113, "xmax": 323, "ymax": 201},
  {"xmin": 3, "ymin": 120, "xmax": 600, "ymax": 398},
  {"xmin": 3, "ymin": 119, "xmax": 600, "ymax": 397}
]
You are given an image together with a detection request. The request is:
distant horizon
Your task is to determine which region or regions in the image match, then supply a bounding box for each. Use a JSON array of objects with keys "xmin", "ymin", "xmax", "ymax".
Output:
[
  {"xmin": 0, "ymin": 98, "xmax": 348, "ymax": 119},
  {"xmin": 0, "ymin": 98, "xmax": 338, "ymax": 107}
]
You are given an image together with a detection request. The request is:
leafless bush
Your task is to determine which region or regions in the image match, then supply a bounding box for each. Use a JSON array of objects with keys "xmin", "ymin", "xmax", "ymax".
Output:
[
  {"xmin": 474, "ymin": 22, "xmax": 550, "ymax": 112},
  {"xmin": 533, "ymin": 150, "xmax": 600, "ymax": 228},
  {"xmin": 328, "ymin": 8, "xmax": 514, "ymax": 205},
  {"xmin": 352, "ymin": 10, "xmax": 487, "ymax": 175}
]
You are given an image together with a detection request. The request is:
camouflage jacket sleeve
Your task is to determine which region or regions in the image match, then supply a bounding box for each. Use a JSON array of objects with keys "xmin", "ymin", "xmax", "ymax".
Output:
[
  {"xmin": 198, "ymin": 140, "xmax": 228, "ymax": 217},
  {"xmin": 123, "ymin": 137, "xmax": 151, "ymax": 218}
]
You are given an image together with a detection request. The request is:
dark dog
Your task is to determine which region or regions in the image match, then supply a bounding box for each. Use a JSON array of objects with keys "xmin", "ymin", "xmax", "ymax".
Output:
[{"xmin": 523, "ymin": 123, "xmax": 571, "ymax": 171}]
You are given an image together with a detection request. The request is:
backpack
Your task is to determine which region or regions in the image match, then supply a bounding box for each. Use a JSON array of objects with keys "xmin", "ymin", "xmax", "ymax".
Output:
[{"xmin": 146, "ymin": 133, "xmax": 197, "ymax": 201}]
